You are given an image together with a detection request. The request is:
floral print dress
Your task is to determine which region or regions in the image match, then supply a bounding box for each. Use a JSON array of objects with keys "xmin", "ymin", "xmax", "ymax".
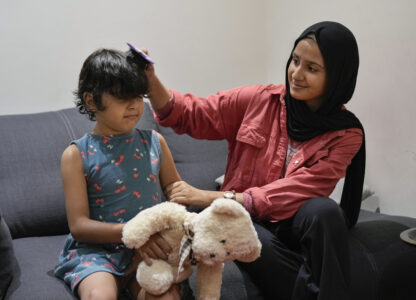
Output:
[{"xmin": 54, "ymin": 129, "xmax": 163, "ymax": 292}]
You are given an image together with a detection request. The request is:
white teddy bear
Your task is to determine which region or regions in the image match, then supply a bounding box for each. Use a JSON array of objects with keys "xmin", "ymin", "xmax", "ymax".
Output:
[{"xmin": 122, "ymin": 198, "xmax": 262, "ymax": 300}]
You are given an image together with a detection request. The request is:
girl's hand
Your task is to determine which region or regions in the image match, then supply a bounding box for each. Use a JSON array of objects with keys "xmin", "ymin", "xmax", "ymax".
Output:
[
  {"xmin": 138, "ymin": 233, "xmax": 172, "ymax": 266},
  {"xmin": 164, "ymin": 181, "xmax": 212, "ymax": 208}
]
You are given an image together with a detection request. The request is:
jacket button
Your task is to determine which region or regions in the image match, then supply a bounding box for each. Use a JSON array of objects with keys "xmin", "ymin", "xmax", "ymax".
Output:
[{"xmin": 294, "ymin": 160, "xmax": 299, "ymax": 164}]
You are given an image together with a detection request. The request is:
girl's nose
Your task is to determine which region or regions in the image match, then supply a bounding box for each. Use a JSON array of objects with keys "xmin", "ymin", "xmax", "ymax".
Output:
[
  {"xmin": 292, "ymin": 66, "xmax": 304, "ymax": 80},
  {"xmin": 127, "ymin": 98, "xmax": 140, "ymax": 109}
]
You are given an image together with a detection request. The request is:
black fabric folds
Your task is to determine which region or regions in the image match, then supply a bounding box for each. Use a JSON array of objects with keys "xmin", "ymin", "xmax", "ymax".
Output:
[{"xmin": 284, "ymin": 21, "xmax": 366, "ymax": 227}]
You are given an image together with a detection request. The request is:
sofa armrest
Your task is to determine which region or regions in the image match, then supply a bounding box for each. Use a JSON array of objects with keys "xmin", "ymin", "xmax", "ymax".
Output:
[
  {"xmin": 360, "ymin": 194, "xmax": 380, "ymax": 213},
  {"xmin": 0, "ymin": 215, "xmax": 18, "ymax": 299}
]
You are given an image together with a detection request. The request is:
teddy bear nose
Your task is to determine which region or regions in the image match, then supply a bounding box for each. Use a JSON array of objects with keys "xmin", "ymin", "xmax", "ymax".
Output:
[{"xmin": 210, "ymin": 254, "xmax": 216, "ymax": 258}]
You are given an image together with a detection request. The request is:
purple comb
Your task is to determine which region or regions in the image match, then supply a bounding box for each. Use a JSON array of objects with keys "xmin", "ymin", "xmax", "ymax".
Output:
[{"xmin": 127, "ymin": 42, "xmax": 155, "ymax": 65}]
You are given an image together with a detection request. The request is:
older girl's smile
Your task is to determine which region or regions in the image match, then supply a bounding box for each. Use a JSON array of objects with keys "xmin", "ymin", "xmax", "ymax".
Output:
[{"xmin": 288, "ymin": 37, "xmax": 326, "ymax": 111}]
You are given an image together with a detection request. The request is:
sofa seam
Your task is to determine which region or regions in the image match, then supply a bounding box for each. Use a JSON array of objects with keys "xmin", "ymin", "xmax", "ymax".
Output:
[{"xmin": 55, "ymin": 110, "xmax": 76, "ymax": 141}]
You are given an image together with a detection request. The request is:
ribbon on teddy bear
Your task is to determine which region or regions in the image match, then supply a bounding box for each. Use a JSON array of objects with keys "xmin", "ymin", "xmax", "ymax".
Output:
[{"xmin": 177, "ymin": 221, "xmax": 195, "ymax": 280}]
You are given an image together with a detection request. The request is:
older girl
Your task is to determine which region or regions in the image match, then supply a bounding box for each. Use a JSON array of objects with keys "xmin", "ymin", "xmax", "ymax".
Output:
[{"xmin": 145, "ymin": 21, "xmax": 364, "ymax": 299}]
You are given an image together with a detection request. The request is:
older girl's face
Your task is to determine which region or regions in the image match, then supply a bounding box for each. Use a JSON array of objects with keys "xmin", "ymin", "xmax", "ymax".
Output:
[{"xmin": 288, "ymin": 38, "xmax": 326, "ymax": 111}]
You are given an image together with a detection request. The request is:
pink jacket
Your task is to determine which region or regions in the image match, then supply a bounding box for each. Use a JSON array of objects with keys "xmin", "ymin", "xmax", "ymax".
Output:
[{"xmin": 155, "ymin": 84, "xmax": 363, "ymax": 221}]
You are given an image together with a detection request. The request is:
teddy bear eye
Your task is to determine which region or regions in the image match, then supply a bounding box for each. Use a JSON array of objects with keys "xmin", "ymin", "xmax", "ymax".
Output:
[{"xmin": 220, "ymin": 239, "xmax": 226, "ymax": 244}]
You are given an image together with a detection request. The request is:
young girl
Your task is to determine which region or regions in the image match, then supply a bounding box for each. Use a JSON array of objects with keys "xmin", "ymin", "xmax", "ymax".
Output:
[
  {"xmin": 54, "ymin": 48, "xmax": 192, "ymax": 300},
  {"xmin": 144, "ymin": 21, "xmax": 365, "ymax": 299}
]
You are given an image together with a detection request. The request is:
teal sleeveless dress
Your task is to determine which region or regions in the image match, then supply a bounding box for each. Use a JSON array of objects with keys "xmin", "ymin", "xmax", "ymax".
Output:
[{"xmin": 54, "ymin": 129, "xmax": 163, "ymax": 292}]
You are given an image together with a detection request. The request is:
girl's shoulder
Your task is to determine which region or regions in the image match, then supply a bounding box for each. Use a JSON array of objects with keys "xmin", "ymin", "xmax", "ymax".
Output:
[
  {"xmin": 229, "ymin": 84, "xmax": 285, "ymax": 99},
  {"xmin": 133, "ymin": 128, "xmax": 158, "ymax": 141},
  {"xmin": 72, "ymin": 132, "xmax": 89, "ymax": 143},
  {"xmin": 71, "ymin": 132, "xmax": 91, "ymax": 148},
  {"xmin": 133, "ymin": 128, "xmax": 162, "ymax": 150},
  {"xmin": 263, "ymin": 83, "xmax": 286, "ymax": 94},
  {"xmin": 61, "ymin": 143, "xmax": 80, "ymax": 160}
]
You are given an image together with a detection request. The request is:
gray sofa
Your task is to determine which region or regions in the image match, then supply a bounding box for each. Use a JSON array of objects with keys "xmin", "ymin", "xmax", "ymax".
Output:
[{"xmin": 1, "ymin": 103, "xmax": 416, "ymax": 300}]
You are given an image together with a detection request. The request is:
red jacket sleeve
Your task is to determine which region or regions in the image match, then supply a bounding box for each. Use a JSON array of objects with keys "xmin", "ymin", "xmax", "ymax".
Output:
[{"xmin": 154, "ymin": 86, "xmax": 265, "ymax": 142}]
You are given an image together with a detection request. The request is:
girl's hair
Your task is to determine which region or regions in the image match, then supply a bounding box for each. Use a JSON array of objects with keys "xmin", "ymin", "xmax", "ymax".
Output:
[{"xmin": 74, "ymin": 48, "xmax": 149, "ymax": 121}]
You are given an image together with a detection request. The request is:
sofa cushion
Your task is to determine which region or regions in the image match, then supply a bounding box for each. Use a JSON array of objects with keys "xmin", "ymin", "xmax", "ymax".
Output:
[
  {"xmin": 358, "ymin": 209, "xmax": 416, "ymax": 228},
  {"xmin": 9, "ymin": 234, "xmax": 246, "ymax": 300},
  {"xmin": 0, "ymin": 109, "xmax": 93, "ymax": 238},
  {"xmin": 5, "ymin": 234, "xmax": 76, "ymax": 300},
  {"xmin": 349, "ymin": 220, "xmax": 416, "ymax": 299},
  {"xmin": 0, "ymin": 216, "xmax": 17, "ymax": 299}
]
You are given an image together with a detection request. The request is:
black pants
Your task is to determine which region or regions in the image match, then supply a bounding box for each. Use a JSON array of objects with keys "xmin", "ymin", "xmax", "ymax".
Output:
[{"xmin": 237, "ymin": 197, "xmax": 351, "ymax": 300}]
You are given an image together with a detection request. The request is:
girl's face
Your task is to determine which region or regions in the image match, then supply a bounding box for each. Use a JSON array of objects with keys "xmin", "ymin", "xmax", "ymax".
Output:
[
  {"xmin": 91, "ymin": 93, "xmax": 144, "ymax": 135},
  {"xmin": 287, "ymin": 38, "xmax": 327, "ymax": 111}
]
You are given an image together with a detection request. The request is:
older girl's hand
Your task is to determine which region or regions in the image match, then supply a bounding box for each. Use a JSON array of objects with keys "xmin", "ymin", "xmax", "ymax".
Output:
[
  {"xmin": 140, "ymin": 48, "xmax": 171, "ymax": 110},
  {"xmin": 164, "ymin": 181, "xmax": 212, "ymax": 208},
  {"xmin": 140, "ymin": 48, "xmax": 156, "ymax": 78},
  {"xmin": 138, "ymin": 233, "xmax": 172, "ymax": 266}
]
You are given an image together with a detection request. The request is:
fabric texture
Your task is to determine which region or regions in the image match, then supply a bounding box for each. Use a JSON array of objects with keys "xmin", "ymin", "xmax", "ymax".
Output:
[
  {"xmin": 7, "ymin": 235, "xmax": 78, "ymax": 300},
  {"xmin": 348, "ymin": 220, "xmax": 416, "ymax": 299},
  {"xmin": 284, "ymin": 21, "xmax": 365, "ymax": 227},
  {"xmin": 54, "ymin": 129, "xmax": 163, "ymax": 292},
  {"xmin": 0, "ymin": 108, "xmax": 94, "ymax": 239},
  {"xmin": 156, "ymin": 85, "xmax": 362, "ymax": 221},
  {"xmin": 0, "ymin": 216, "xmax": 17, "ymax": 300}
]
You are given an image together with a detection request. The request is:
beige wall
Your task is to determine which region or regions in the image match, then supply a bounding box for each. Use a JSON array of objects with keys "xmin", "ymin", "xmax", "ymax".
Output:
[
  {"xmin": 0, "ymin": 0, "xmax": 268, "ymax": 114},
  {"xmin": 1, "ymin": 0, "xmax": 415, "ymax": 217}
]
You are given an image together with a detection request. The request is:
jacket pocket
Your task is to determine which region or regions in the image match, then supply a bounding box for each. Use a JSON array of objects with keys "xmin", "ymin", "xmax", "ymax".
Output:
[
  {"xmin": 232, "ymin": 125, "xmax": 267, "ymax": 182},
  {"xmin": 236, "ymin": 125, "xmax": 266, "ymax": 148}
]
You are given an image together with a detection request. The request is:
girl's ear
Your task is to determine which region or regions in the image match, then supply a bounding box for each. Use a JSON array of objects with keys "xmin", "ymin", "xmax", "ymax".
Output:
[{"xmin": 83, "ymin": 92, "xmax": 96, "ymax": 111}]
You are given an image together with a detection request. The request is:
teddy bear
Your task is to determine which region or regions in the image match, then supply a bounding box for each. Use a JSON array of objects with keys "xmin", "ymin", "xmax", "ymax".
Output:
[{"xmin": 122, "ymin": 198, "xmax": 262, "ymax": 300}]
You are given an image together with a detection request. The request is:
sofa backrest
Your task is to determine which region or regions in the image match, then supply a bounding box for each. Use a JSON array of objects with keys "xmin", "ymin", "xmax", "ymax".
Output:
[
  {"xmin": 0, "ymin": 108, "xmax": 94, "ymax": 238},
  {"xmin": 0, "ymin": 102, "xmax": 228, "ymax": 239}
]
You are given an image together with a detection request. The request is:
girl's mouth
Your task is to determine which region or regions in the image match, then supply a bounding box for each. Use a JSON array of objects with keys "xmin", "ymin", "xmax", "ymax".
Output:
[
  {"xmin": 124, "ymin": 115, "xmax": 138, "ymax": 120},
  {"xmin": 291, "ymin": 81, "xmax": 307, "ymax": 89}
]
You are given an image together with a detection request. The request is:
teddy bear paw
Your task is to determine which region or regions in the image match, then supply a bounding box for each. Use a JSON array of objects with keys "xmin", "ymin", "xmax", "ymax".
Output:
[{"xmin": 137, "ymin": 259, "xmax": 174, "ymax": 295}]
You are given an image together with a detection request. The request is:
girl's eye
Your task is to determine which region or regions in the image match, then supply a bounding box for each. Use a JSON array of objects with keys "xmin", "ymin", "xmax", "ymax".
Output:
[
  {"xmin": 309, "ymin": 66, "xmax": 317, "ymax": 72},
  {"xmin": 292, "ymin": 57, "xmax": 299, "ymax": 65}
]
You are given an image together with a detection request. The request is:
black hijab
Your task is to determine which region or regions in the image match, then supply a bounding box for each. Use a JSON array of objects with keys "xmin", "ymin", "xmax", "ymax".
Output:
[{"xmin": 284, "ymin": 21, "xmax": 365, "ymax": 228}]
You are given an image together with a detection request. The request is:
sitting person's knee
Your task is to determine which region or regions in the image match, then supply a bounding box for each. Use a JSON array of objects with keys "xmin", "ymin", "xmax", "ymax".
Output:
[
  {"xmin": 83, "ymin": 288, "xmax": 118, "ymax": 300},
  {"xmin": 296, "ymin": 197, "xmax": 345, "ymax": 226}
]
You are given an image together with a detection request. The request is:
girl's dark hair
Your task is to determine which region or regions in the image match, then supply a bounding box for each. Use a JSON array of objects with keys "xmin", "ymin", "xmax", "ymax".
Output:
[{"xmin": 74, "ymin": 48, "xmax": 149, "ymax": 121}]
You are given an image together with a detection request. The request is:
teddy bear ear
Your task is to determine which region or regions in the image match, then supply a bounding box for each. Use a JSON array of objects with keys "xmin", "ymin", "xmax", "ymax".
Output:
[{"xmin": 210, "ymin": 198, "xmax": 245, "ymax": 217}]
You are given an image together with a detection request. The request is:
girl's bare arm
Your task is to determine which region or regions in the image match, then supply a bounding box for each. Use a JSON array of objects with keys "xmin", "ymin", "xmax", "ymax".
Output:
[{"xmin": 62, "ymin": 144, "xmax": 124, "ymax": 244}]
